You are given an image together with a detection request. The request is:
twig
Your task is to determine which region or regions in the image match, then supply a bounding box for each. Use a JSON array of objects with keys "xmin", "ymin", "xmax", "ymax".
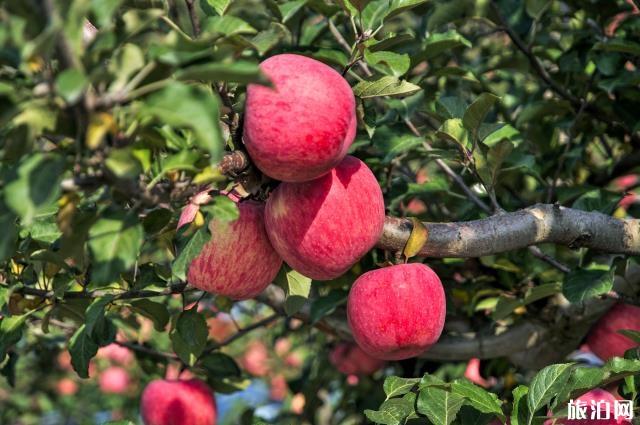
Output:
[
  {"xmin": 201, "ymin": 314, "xmax": 280, "ymax": 355},
  {"xmin": 185, "ymin": 0, "xmax": 201, "ymax": 37}
]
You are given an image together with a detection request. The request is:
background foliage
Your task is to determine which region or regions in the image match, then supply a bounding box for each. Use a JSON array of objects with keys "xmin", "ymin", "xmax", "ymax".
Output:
[{"xmin": 0, "ymin": 0, "xmax": 639, "ymax": 424}]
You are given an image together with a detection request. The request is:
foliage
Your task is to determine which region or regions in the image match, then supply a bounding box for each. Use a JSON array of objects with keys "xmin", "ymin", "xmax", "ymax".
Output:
[{"xmin": 0, "ymin": 0, "xmax": 639, "ymax": 423}]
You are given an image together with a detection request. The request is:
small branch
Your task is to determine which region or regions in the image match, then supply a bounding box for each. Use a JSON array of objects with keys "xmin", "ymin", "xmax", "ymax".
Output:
[
  {"xmin": 115, "ymin": 340, "xmax": 178, "ymax": 360},
  {"xmin": 218, "ymin": 150, "xmax": 249, "ymax": 175},
  {"xmin": 201, "ymin": 314, "xmax": 280, "ymax": 355},
  {"xmin": 17, "ymin": 282, "xmax": 189, "ymax": 300},
  {"xmin": 327, "ymin": 18, "xmax": 373, "ymax": 77},
  {"xmin": 185, "ymin": 0, "xmax": 201, "ymax": 37}
]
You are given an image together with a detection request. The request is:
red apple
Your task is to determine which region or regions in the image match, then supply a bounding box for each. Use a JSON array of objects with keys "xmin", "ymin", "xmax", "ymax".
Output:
[
  {"xmin": 99, "ymin": 366, "xmax": 130, "ymax": 394},
  {"xmin": 188, "ymin": 200, "xmax": 282, "ymax": 300},
  {"xmin": 241, "ymin": 341, "xmax": 270, "ymax": 377},
  {"xmin": 265, "ymin": 156, "xmax": 385, "ymax": 280},
  {"xmin": 274, "ymin": 337, "xmax": 292, "ymax": 357},
  {"xmin": 243, "ymin": 53, "xmax": 356, "ymax": 182},
  {"xmin": 141, "ymin": 379, "xmax": 217, "ymax": 425},
  {"xmin": 464, "ymin": 358, "xmax": 496, "ymax": 388},
  {"xmin": 547, "ymin": 388, "xmax": 631, "ymax": 424},
  {"xmin": 207, "ymin": 314, "xmax": 236, "ymax": 343},
  {"xmin": 586, "ymin": 303, "xmax": 640, "ymax": 360},
  {"xmin": 96, "ymin": 343, "xmax": 134, "ymax": 365},
  {"xmin": 612, "ymin": 175, "xmax": 639, "ymax": 191},
  {"xmin": 56, "ymin": 377, "xmax": 78, "ymax": 396},
  {"xmin": 269, "ymin": 374, "xmax": 288, "ymax": 401},
  {"xmin": 347, "ymin": 263, "xmax": 446, "ymax": 360},
  {"xmin": 329, "ymin": 343, "xmax": 385, "ymax": 376}
]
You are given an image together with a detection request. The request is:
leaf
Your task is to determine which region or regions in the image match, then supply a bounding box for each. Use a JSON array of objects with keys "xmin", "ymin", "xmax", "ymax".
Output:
[
  {"xmin": 451, "ymin": 379, "xmax": 504, "ymax": 417},
  {"xmin": 527, "ymin": 363, "xmax": 573, "ymax": 421},
  {"xmin": 437, "ymin": 118, "xmax": 471, "ymax": 151},
  {"xmin": 383, "ymin": 376, "xmax": 420, "ymax": 399},
  {"xmin": 417, "ymin": 384, "xmax": 465, "ymax": 425},
  {"xmin": 353, "ymin": 76, "xmax": 421, "ymax": 99},
  {"xmin": 140, "ymin": 82, "xmax": 224, "ymax": 161},
  {"xmin": 419, "ymin": 30, "xmax": 471, "ymax": 61},
  {"xmin": 463, "ymin": 93, "xmax": 499, "ymax": 139},
  {"xmin": 511, "ymin": 385, "xmax": 530, "ymax": 425},
  {"xmin": 523, "ymin": 283, "xmax": 561, "ymax": 304},
  {"xmin": 403, "ymin": 218, "xmax": 428, "ymax": 260},
  {"xmin": 170, "ymin": 308, "xmax": 208, "ymax": 366},
  {"xmin": 205, "ymin": 15, "xmax": 256, "ymax": 36},
  {"xmin": 175, "ymin": 61, "xmax": 265, "ymax": 84},
  {"xmin": 55, "ymin": 69, "xmax": 88, "ymax": 104},
  {"xmin": 201, "ymin": 196, "xmax": 239, "ymax": 223},
  {"xmin": 172, "ymin": 225, "xmax": 211, "ymax": 281},
  {"xmin": 284, "ymin": 269, "xmax": 312, "ymax": 316},
  {"xmin": 279, "ymin": 0, "xmax": 308, "ymax": 23},
  {"xmin": 84, "ymin": 295, "xmax": 115, "ymax": 338},
  {"xmin": 525, "ymin": 0, "xmax": 551, "ymax": 19},
  {"xmin": 207, "ymin": 0, "xmax": 232, "ymax": 15},
  {"xmin": 250, "ymin": 22, "xmax": 290, "ymax": 55},
  {"xmin": 0, "ymin": 207, "xmax": 18, "ymax": 262},
  {"xmin": 365, "ymin": 392, "xmax": 416, "ymax": 425},
  {"xmin": 364, "ymin": 50, "xmax": 411, "ymax": 77},
  {"xmin": 437, "ymin": 97, "xmax": 468, "ymax": 119},
  {"xmin": 309, "ymin": 290, "xmax": 347, "ymax": 323},
  {"xmin": 4, "ymin": 153, "xmax": 65, "ymax": 226},
  {"xmin": 0, "ymin": 314, "xmax": 29, "ymax": 361},
  {"xmin": 618, "ymin": 329, "xmax": 640, "ymax": 344},
  {"xmin": 86, "ymin": 112, "xmax": 116, "ymax": 149},
  {"xmin": 69, "ymin": 325, "xmax": 99, "ymax": 379},
  {"xmin": 386, "ymin": 0, "xmax": 428, "ymax": 20},
  {"xmin": 200, "ymin": 352, "xmax": 241, "ymax": 377},
  {"xmin": 562, "ymin": 265, "xmax": 615, "ymax": 303},
  {"xmin": 593, "ymin": 39, "xmax": 640, "ymax": 56},
  {"xmin": 88, "ymin": 212, "xmax": 144, "ymax": 286},
  {"xmin": 130, "ymin": 300, "xmax": 170, "ymax": 331}
]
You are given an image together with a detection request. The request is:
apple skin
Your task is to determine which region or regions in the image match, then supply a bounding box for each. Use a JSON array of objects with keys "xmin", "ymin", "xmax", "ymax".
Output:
[
  {"xmin": 546, "ymin": 388, "xmax": 631, "ymax": 424},
  {"xmin": 347, "ymin": 263, "xmax": 446, "ymax": 360},
  {"xmin": 243, "ymin": 53, "xmax": 356, "ymax": 182},
  {"xmin": 329, "ymin": 343, "xmax": 385, "ymax": 376},
  {"xmin": 141, "ymin": 379, "xmax": 217, "ymax": 425},
  {"xmin": 265, "ymin": 156, "xmax": 385, "ymax": 280},
  {"xmin": 586, "ymin": 303, "xmax": 640, "ymax": 361},
  {"xmin": 99, "ymin": 366, "xmax": 130, "ymax": 394},
  {"xmin": 188, "ymin": 200, "xmax": 282, "ymax": 300}
]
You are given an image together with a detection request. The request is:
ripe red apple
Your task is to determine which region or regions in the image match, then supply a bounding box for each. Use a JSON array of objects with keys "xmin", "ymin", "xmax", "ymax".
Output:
[
  {"xmin": 464, "ymin": 358, "xmax": 496, "ymax": 388},
  {"xmin": 207, "ymin": 314, "xmax": 236, "ymax": 343},
  {"xmin": 243, "ymin": 53, "xmax": 356, "ymax": 182},
  {"xmin": 265, "ymin": 156, "xmax": 385, "ymax": 280},
  {"xmin": 269, "ymin": 374, "xmax": 288, "ymax": 401},
  {"xmin": 347, "ymin": 263, "xmax": 446, "ymax": 360},
  {"xmin": 241, "ymin": 341, "xmax": 270, "ymax": 377},
  {"xmin": 329, "ymin": 343, "xmax": 385, "ymax": 376},
  {"xmin": 141, "ymin": 379, "xmax": 217, "ymax": 425},
  {"xmin": 612, "ymin": 175, "xmax": 639, "ymax": 191},
  {"xmin": 546, "ymin": 388, "xmax": 631, "ymax": 424},
  {"xmin": 99, "ymin": 366, "xmax": 130, "ymax": 394},
  {"xmin": 56, "ymin": 377, "xmax": 78, "ymax": 396},
  {"xmin": 586, "ymin": 303, "xmax": 640, "ymax": 360},
  {"xmin": 188, "ymin": 200, "xmax": 282, "ymax": 300},
  {"xmin": 96, "ymin": 343, "xmax": 133, "ymax": 365}
]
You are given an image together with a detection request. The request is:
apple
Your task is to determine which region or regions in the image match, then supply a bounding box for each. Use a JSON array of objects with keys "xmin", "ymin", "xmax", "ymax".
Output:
[
  {"xmin": 612, "ymin": 175, "xmax": 639, "ymax": 191},
  {"xmin": 56, "ymin": 377, "xmax": 78, "ymax": 396},
  {"xmin": 586, "ymin": 303, "xmax": 640, "ymax": 360},
  {"xmin": 243, "ymin": 53, "xmax": 356, "ymax": 182},
  {"xmin": 347, "ymin": 263, "xmax": 446, "ymax": 360},
  {"xmin": 291, "ymin": 393, "xmax": 306, "ymax": 414},
  {"xmin": 188, "ymin": 200, "xmax": 282, "ymax": 300},
  {"xmin": 265, "ymin": 156, "xmax": 385, "ymax": 280},
  {"xmin": 207, "ymin": 313, "xmax": 236, "ymax": 343},
  {"xmin": 274, "ymin": 337, "xmax": 292, "ymax": 357},
  {"xmin": 329, "ymin": 343, "xmax": 385, "ymax": 376},
  {"xmin": 141, "ymin": 379, "xmax": 217, "ymax": 425},
  {"xmin": 241, "ymin": 341, "xmax": 270, "ymax": 377},
  {"xmin": 464, "ymin": 358, "xmax": 496, "ymax": 388},
  {"xmin": 96, "ymin": 343, "xmax": 133, "ymax": 365},
  {"xmin": 547, "ymin": 388, "xmax": 631, "ymax": 424},
  {"xmin": 269, "ymin": 374, "xmax": 288, "ymax": 401},
  {"xmin": 99, "ymin": 366, "xmax": 130, "ymax": 394}
]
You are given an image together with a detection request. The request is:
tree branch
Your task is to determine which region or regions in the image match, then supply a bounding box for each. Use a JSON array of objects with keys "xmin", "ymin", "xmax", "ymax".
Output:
[{"xmin": 377, "ymin": 203, "xmax": 640, "ymax": 257}]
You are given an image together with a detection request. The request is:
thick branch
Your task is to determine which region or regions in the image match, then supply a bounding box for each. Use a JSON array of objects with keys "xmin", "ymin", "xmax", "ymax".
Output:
[{"xmin": 378, "ymin": 204, "xmax": 640, "ymax": 257}]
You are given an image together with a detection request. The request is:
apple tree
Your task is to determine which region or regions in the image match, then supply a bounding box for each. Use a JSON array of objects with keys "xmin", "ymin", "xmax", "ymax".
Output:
[{"xmin": 0, "ymin": 0, "xmax": 640, "ymax": 424}]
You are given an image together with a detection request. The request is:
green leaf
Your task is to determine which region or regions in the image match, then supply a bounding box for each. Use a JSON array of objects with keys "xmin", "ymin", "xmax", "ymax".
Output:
[
  {"xmin": 365, "ymin": 392, "xmax": 416, "ymax": 425},
  {"xmin": 4, "ymin": 153, "xmax": 65, "ymax": 226},
  {"xmin": 55, "ymin": 69, "xmax": 88, "ymax": 104},
  {"xmin": 0, "ymin": 207, "xmax": 18, "ymax": 262},
  {"xmin": 417, "ymin": 384, "xmax": 465, "ymax": 425},
  {"xmin": 383, "ymin": 376, "xmax": 420, "ymax": 399},
  {"xmin": 69, "ymin": 325, "xmax": 99, "ymax": 379},
  {"xmin": 283, "ymin": 269, "xmax": 312, "ymax": 316},
  {"xmin": 84, "ymin": 295, "xmax": 115, "ymax": 338},
  {"xmin": 141, "ymin": 82, "xmax": 224, "ymax": 162},
  {"xmin": 562, "ymin": 265, "xmax": 615, "ymax": 303},
  {"xmin": 105, "ymin": 148, "xmax": 143, "ymax": 180},
  {"xmin": 171, "ymin": 308, "xmax": 208, "ymax": 366},
  {"xmin": 525, "ymin": 0, "xmax": 551, "ymax": 19},
  {"xmin": 527, "ymin": 363, "xmax": 573, "ymax": 421},
  {"xmin": 463, "ymin": 93, "xmax": 499, "ymax": 139},
  {"xmin": 205, "ymin": 15, "xmax": 257, "ymax": 36},
  {"xmin": 0, "ymin": 314, "xmax": 29, "ymax": 361},
  {"xmin": 250, "ymin": 23, "xmax": 290, "ymax": 55},
  {"xmin": 309, "ymin": 290, "xmax": 347, "ymax": 323},
  {"xmin": 437, "ymin": 118, "xmax": 471, "ymax": 150},
  {"xmin": 88, "ymin": 212, "xmax": 144, "ymax": 286},
  {"xmin": 419, "ymin": 30, "xmax": 471, "ymax": 61},
  {"xmin": 172, "ymin": 225, "xmax": 211, "ymax": 281},
  {"xmin": 200, "ymin": 352, "xmax": 241, "ymax": 377},
  {"xmin": 364, "ymin": 50, "xmax": 411, "ymax": 77},
  {"xmin": 451, "ymin": 379, "xmax": 504, "ymax": 417},
  {"xmin": 386, "ymin": 0, "xmax": 428, "ymax": 20},
  {"xmin": 201, "ymin": 196, "xmax": 239, "ymax": 223},
  {"xmin": 279, "ymin": 0, "xmax": 308, "ymax": 23},
  {"xmin": 207, "ymin": 0, "xmax": 233, "ymax": 15},
  {"xmin": 130, "ymin": 300, "xmax": 170, "ymax": 332},
  {"xmin": 175, "ymin": 61, "xmax": 265, "ymax": 84},
  {"xmin": 511, "ymin": 385, "xmax": 530, "ymax": 425},
  {"xmin": 618, "ymin": 329, "xmax": 640, "ymax": 344},
  {"xmin": 593, "ymin": 39, "xmax": 640, "ymax": 56},
  {"xmin": 437, "ymin": 97, "xmax": 468, "ymax": 120},
  {"xmin": 353, "ymin": 76, "xmax": 421, "ymax": 99}
]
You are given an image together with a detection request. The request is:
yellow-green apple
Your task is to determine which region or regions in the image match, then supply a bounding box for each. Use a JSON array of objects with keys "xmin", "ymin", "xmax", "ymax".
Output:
[
  {"xmin": 188, "ymin": 200, "xmax": 282, "ymax": 300},
  {"xmin": 265, "ymin": 156, "xmax": 385, "ymax": 280},
  {"xmin": 141, "ymin": 379, "xmax": 217, "ymax": 425},
  {"xmin": 99, "ymin": 366, "xmax": 130, "ymax": 394},
  {"xmin": 347, "ymin": 263, "xmax": 446, "ymax": 360},
  {"xmin": 329, "ymin": 343, "xmax": 385, "ymax": 376},
  {"xmin": 243, "ymin": 54, "xmax": 356, "ymax": 182},
  {"xmin": 586, "ymin": 303, "xmax": 640, "ymax": 360}
]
